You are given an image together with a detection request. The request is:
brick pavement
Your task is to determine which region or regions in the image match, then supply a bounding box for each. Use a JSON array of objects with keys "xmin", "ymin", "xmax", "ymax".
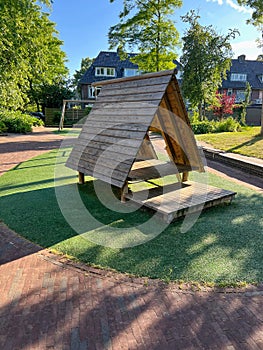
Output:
[{"xmin": 0, "ymin": 128, "xmax": 263, "ymax": 349}]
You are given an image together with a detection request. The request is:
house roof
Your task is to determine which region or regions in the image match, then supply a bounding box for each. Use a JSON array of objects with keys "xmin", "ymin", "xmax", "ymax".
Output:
[
  {"xmin": 67, "ymin": 69, "xmax": 204, "ymax": 188},
  {"xmin": 222, "ymin": 57, "xmax": 263, "ymax": 90},
  {"xmin": 79, "ymin": 51, "xmax": 139, "ymax": 85}
]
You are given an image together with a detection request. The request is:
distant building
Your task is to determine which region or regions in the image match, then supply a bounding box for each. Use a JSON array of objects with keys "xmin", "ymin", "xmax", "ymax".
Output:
[
  {"xmin": 79, "ymin": 51, "xmax": 140, "ymax": 100},
  {"xmin": 220, "ymin": 55, "xmax": 263, "ymax": 105}
]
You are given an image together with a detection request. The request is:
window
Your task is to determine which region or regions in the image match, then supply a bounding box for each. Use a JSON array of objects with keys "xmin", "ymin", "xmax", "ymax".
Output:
[
  {"xmin": 88, "ymin": 86, "xmax": 101, "ymax": 98},
  {"xmin": 88, "ymin": 86, "xmax": 96, "ymax": 98},
  {"xmin": 95, "ymin": 67, "xmax": 115, "ymax": 77},
  {"xmin": 227, "ymin": 88, "xmax": 233, "ymax": 96},
  {"xmin": 230, "ymin": 73, "xmax": 247, "ymax": 82},
  {"xmin": 258, "ymin": 75, "xmax": 263, "ymax": 83},
  {"xmin": 124, "ymin": 68, "xmax": 140, "ymax": 77},
  {"xmin": 235, "ymin": 90, "xmax": 246, "ymax": 102}
]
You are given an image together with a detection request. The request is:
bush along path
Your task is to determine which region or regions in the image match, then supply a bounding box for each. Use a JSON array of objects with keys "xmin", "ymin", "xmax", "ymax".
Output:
[{"xmin": 0, "ymin": 127, "xmax": 263, "ymax": 349}]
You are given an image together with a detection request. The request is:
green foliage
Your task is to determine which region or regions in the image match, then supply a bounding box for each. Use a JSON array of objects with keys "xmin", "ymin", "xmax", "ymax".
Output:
[
  {"xmin": 239, "ymin": 82, "xmax": 251, "ymax": 126},
  {"xmin": 191, "ymin": 120, "xmax": 216, "ymax": 134},
  {"xmin": 215, "ymin": 117, "xmax": 241, "ymax": 132},
  {"xmin": 0, "ymin": 120, "xmax": 8, "ymax": 134},
  {"xmin": 180, "ymin": 10, "xmax": 239, "ymax": 119},
  {"xmin": 0, "ymin": 110, "xmax": 43, "ymax": 133},
  {"xmin": 192, "ymin": 117, "xmax": 241, "ymax": 134},
  {"xmin": 34, "ymin": 81, "xmax": 74, "ymax": 109},
  {"xmin": 0, "ymin": 0, "xmax": 68, "ymax": 111},
  {"xmin": 109, "ymin": 0, "xmax": 182, "ymax": 72},
  {"xmin": 237, "ymin": 0, "xmax": 263, "ymax": 25},
  {"xmin": 72, "ymin": 57, "xmax": 94, "ymax": 92}
]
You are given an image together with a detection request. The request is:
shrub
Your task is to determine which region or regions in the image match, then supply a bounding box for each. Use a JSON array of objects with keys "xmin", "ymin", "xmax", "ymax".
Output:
[
  {"xmin": 0, "ymin": 110, "xmax": 43, "ymax": 133},
  {"xmin": 0, "ymin": 120, "xmax": 8, "ymax": 134},
  {"xmin": 191, "ymin": 120, "xmax": 216, "ymax": 134},
  {"xmin": 191, "ymin": 117, "xmax": 241, "ymax": 134},
  {"xmin": 215, "ymin": 117, "xmax": 241, "ymax": 132}
]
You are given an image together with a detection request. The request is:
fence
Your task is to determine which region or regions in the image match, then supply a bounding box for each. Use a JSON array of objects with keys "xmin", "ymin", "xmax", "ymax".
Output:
[{"xmin": 45, "ymin": 108, "xmax": 88, "ymax": 126}]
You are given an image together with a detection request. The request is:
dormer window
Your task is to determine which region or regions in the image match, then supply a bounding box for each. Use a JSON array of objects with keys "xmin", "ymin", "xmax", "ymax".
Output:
[
  {"xmin": 230, "ymin": 73, "xmax": 247, "ymax": 82},
  {"xmin": 258, "ymin": 75, "xmax": 263, "ymax": 83},
  {"xmin": 95, "ymin": 67, "xmax": 116, "ymax": 77}
]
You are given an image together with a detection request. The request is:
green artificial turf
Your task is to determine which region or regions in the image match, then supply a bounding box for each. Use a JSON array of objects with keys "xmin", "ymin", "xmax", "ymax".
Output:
[{"xmin": 0, "ymin": 149, "xmax": 262, "ymax": 285}]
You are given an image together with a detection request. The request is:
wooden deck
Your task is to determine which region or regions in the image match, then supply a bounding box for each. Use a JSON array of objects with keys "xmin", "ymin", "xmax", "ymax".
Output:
[{"xmin": 125, "ymin": 181, "xmax": 236, "ymax": 223}]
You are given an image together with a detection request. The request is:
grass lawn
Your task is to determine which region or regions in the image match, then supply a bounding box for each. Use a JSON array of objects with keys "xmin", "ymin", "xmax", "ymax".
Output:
[
  {"xmin": 196, "ymin": 126, "xmax": 263, "ymax": 159},
  {"xmin": 0, "ymin": 149, "xmax": 262, "ymax": 285}
]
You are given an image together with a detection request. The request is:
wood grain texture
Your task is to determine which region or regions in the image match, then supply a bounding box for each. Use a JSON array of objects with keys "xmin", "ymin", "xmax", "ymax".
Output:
[{"xmin": 66, "ymin": 70, "xmax": 204, "ymax": 188}]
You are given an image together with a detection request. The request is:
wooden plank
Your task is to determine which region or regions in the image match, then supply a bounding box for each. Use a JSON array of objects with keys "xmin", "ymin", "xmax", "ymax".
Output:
[
  {"xmin": 125, "ymin": 181, "xmax": 236, "ymax": 221},
  {"xmin": 92, "ymin": 100, "xmax": 160, "ymax": 110},
  {"xmin": 67, "ymin": 162, "xmax": 125, "ymax": 188},
  {"xmin": 85, "ymin": 114, "xmax": 155, "ymax": 124},
  {"xmin": 93, "ymin": 69, "xmax": 174, "ymax": 87},
  {"xmin": 80, "ymin": 128, "xmax": 146, "ymax": 140},
  {"xmin": 95, "ymin": 91, "xmax": 164, "ymax": 103},
  {"xmin": 76, "ymin": 134, "xmax": 143, "ymax": 149},
  {"xmin": 72, "ymin": 141, "xmax": 139, "ymax": 158},
  {"xmin": 81, "ymin": 121, "xmax": 149, "ymax": 132},
  {"xmin": 89, "ymin": 108, "xmax": 158, "ymax": 117},
  {"xmin": 67, "ymin": 158, "xmax": 129, "ymax": 182},
  {"xmin": 68, "ymin": 151, "xmax": 133, "ymax": 172},
  {"xmin": 128, "ymin": 159, "xmax": 194, "ymax": 180},
  {"xmin": 98, "ymin": 83, "xmax": 168, "ymax": 98}
]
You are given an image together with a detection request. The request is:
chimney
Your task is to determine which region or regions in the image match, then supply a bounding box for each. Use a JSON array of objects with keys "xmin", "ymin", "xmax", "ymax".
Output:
[{"xmin": 238, "ymin": 55, "xmax": 246, "ymax": 63}]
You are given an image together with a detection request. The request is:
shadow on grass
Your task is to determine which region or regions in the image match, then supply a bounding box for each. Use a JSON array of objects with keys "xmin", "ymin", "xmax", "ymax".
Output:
[
  {"xmin": 228, "ymin": 133, "xmax": 262, "ymax": 153},
  {"xmin": 0, "ymin": 175, "xmax": 262, "ymax": 284}
]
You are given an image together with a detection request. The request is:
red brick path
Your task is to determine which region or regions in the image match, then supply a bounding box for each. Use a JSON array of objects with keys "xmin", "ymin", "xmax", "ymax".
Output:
[{"xmin": 0, "ymin": 128, "xmax": 263, "ymax": 349}]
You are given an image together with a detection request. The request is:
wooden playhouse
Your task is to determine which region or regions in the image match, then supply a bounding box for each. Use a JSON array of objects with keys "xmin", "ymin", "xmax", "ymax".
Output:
[{"xmin": 66, "ymin": 69, "xmax": 235, "ymax": 223}]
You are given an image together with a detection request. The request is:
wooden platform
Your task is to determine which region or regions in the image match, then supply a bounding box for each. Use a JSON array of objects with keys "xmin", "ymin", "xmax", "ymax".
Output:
[
  {"xmin": 125, "ymin": 181, "xmax": 236, "ymax": 223},
  {"xmin": 128, "ymin": 159, "xmax": 197, "ymax": 181}
]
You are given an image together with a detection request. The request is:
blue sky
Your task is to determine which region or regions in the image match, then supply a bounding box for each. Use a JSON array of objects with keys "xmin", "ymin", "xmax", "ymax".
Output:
[{"xmin": 48, "ymin": 0, "xmax": 262, "ymax": 75}]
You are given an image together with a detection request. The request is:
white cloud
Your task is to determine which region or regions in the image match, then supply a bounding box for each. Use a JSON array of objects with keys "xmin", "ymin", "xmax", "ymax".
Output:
[
  {"xmin": 206, "ymin": 0, "xmax": 253, "ymax": 14},
  {"xmin": 226, "ymin": 0, "xmax": 253, "ymax": 14},
  {"xmin": 231, "ymin": 40, "xmax": 262, "ymax": 59},
  {"xmin": 206, "ymin": 0, "xmax": 223, "ymax": 5}
]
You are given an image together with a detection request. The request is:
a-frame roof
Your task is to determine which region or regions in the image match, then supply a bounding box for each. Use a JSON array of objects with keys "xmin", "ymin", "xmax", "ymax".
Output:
[{"xmin": 66, "ymin": 69, "xmax": 204, "ymax": 188}]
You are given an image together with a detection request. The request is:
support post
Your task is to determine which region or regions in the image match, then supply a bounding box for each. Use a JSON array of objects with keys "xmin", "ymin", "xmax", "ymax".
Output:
[
  {"xmin": 59, "ymin": 100, "xmax": 66, "ymax": 131},
  {"xmin": 121, "ymin": 181, "xmax": 129, "ymax": 203},
  {"xmin": 78, "ymin": 172, "xmax": 85, "ymax": 184},
  {"xmin": 182, "ymin": 171, "xmax": 189, "ymax": 182}
]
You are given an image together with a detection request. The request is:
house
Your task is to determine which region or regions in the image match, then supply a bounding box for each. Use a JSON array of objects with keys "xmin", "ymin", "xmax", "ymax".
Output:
[
  {"xmin": 220, "ymin": 55, "xmax": 263, "ymax": 105},
  {"xmin": 79, "ymin": 51, "xmax": 140, "ymax": 100}
]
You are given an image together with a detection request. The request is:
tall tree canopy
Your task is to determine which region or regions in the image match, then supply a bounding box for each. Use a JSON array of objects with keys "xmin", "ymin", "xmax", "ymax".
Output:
[
  {"xmin": 109, "ymin": 0, "xmax": 182, "ymax": 72},
  {"xmin": 72, "ymin": 57, "xmax": 94, "ymax": 93},
  {"xmin": 236, "ymin": 1, "xmax": 263, "ymax": 134},
  {"xmin": 0, "ymin": 0, "xmax": 68, "ymax": 110},
  {"xmin": 237, "ymin": 0, "xmax": 263, "ymax": 25},
  {"xmin": 180, "ymin": 10, "xmax": 239, "ymax": 119}
]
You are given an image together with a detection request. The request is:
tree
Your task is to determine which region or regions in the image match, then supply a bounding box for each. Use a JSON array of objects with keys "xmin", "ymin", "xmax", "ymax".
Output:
[
  {"xmin": 236, "ymin": 0, "xmax": 263, "ymax": 26},
  {"xmin": 108, "ymin": 0, "xmax": 182, "ymax": 72},
  {"xmin": 35, "ymin": 81, "xmax": 74, "ymax": 110},
  {"xmin": 0, "ymin": 0, "xmax": 68, "ymax": 111},
  {"xmin": 257, "ymin": 54, "xmax": 263, "ymax": 61},
  {"xmin": 72, "ymin": 57, "xmax": 94, "ymax": 94},
  {"xmin": 239, "ymin": 82, "xmax": 251, "ymax": 125},
  {"xmin": 236, "ymin": 1, "xmax": 263, "ymax": 135},
  {"xmin": 180, "ymin": 10, "xmax": 239, "ymax": 119},
  {"xmin": 212, "ymin": 92, "xmax": 236, "ymax": 120}
]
